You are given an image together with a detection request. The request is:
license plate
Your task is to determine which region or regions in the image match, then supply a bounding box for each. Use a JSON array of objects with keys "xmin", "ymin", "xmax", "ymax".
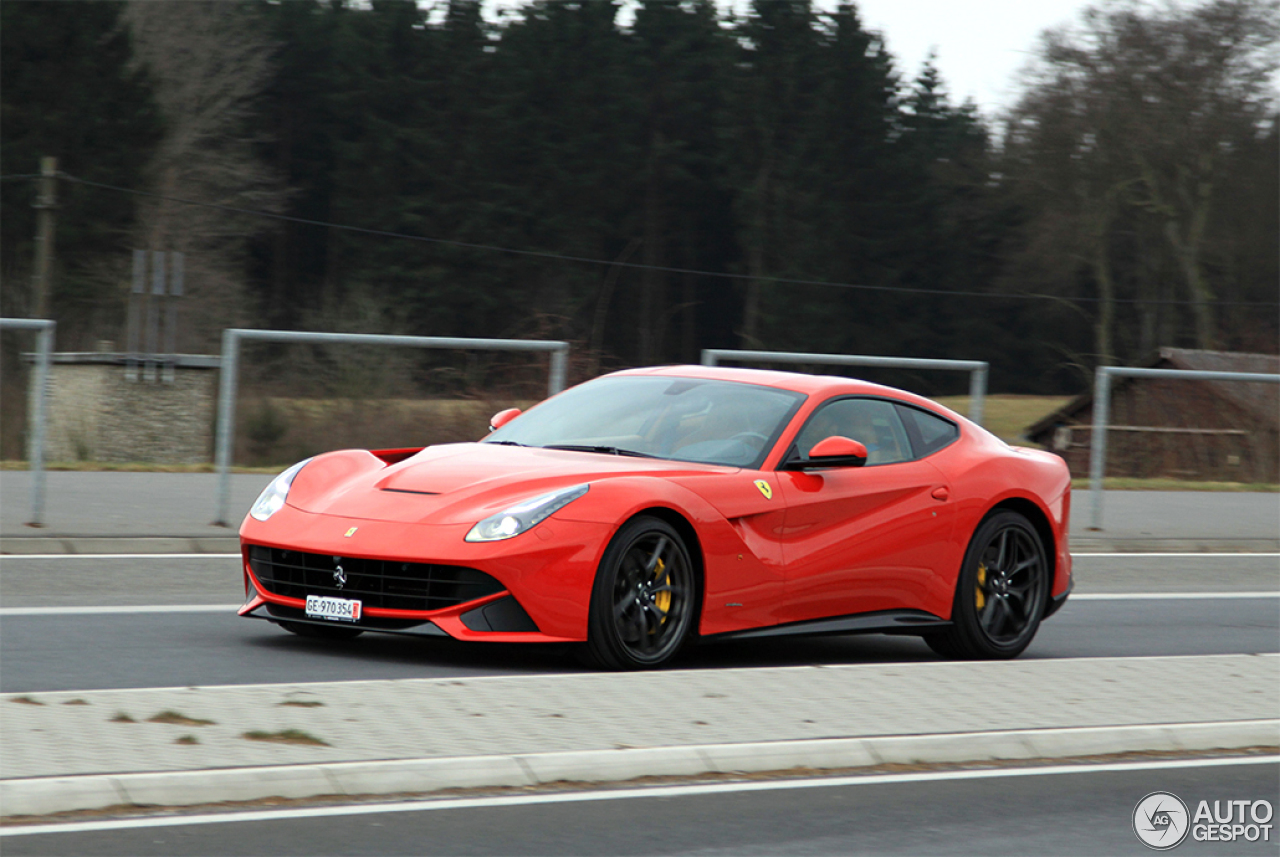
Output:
[{"xmin": 305, "ymin": 595, "xmax": 362, "ymax": 622}]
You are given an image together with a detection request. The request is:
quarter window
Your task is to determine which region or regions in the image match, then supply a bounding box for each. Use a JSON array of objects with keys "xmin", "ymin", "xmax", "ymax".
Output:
[{"xmin": 896, "ymin": 404, "xmax": 959, "ymax": 457}]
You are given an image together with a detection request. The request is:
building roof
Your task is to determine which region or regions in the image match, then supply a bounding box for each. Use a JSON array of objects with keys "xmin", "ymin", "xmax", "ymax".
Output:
[{"xmin": 1026, "ymin": 348, "xmax": 1280, "ymax": 439}]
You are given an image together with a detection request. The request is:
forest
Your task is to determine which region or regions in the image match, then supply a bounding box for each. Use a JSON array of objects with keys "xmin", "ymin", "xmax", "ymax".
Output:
[{"xmin": 2, "ymin": 0, "xmax": 1277, "ymax": 401}]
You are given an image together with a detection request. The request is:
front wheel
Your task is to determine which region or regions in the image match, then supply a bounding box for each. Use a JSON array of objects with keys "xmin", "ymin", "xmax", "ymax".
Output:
[
  {"xmin": 926, "ymin": 511, "xmax": 1048, "ymax": 659},
  {"xmin": 585, "ymin": 517, "xmax": 698, "ymax": 670}
]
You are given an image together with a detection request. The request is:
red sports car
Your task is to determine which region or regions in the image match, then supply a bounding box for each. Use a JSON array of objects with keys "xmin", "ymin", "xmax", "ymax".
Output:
[{"xmin": 239, "ymin": 365, "xmax": 1072, "ymax": 668}]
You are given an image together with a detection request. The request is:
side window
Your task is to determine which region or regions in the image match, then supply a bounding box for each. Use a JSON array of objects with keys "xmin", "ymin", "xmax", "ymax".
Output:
[
  {"xmin": 896, "ymin": 404, "xmax": 959, "ymax": 458},
  {"xmin": 794, "ymin": 398, "xmax": 912, "ymax": 465}
]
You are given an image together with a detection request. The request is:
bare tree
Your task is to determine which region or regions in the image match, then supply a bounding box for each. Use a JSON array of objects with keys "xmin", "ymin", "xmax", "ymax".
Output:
[
  {"xmin": 1004, "ymin": 0, "xmax": 1279, "ymax": 359},
  {"xmin": 123, "ymin": 1, "xmax": 284, "ymax": 351}
]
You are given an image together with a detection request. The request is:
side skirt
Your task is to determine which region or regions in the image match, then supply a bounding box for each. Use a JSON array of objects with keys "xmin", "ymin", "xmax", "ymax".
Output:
[{"xmin": 704, "ymin": 609, "xmax": 949, "ymax": 642}]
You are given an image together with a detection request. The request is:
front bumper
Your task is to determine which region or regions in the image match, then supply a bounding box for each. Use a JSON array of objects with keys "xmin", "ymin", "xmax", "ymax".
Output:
[{"xmin": 238, "ymin": 504, "xmax": 614, "ymax": 642}]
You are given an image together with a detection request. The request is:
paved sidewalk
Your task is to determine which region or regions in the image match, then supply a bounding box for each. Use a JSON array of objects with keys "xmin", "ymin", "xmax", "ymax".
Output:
[
  {"xmin": 2, "ymin": 471, "xmax": 1278, "ymax": 553},
  {"xmin": 2, "ymin": 655, "xmax": 1277, "ymax": 817}
]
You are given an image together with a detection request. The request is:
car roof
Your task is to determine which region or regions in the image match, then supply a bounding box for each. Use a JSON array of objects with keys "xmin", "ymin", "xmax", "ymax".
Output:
[{"xmin": 607, "ymin": 364, "xmax": 958, "ymax": 416}]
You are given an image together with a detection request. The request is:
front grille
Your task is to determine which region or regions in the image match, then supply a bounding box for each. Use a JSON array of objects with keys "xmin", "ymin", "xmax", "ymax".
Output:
[{"xmin": 248, "ymin": 546, "xmax": 503, "ymax": 611}]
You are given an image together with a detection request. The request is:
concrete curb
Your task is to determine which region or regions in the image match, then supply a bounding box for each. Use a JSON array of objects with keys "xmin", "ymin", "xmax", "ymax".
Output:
[
  {"xmin": 2, "ymin": 537, "xmax": 1276, "ymax": 556},
  {"xmin": 3, "ymin": 720, "xmax": 1276, "ymax": 819}
]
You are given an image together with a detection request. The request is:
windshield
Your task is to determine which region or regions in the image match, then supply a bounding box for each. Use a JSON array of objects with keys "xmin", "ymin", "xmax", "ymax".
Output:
[{"xmin": 484, "ymin": 376, "xmax": 805, "ymax": 468}]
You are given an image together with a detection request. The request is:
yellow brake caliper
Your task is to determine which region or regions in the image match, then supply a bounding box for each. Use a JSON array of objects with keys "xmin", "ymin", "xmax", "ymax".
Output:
[
  {"xmin": 975, "ymin": 562, "xmax": 987, "ymax": 611},
  {"xmin": 653, "ymin": 557, "xmax": 671, "ymax": 624}
]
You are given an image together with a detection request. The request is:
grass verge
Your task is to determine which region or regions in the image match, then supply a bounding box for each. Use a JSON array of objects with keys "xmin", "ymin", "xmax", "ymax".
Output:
[{"xmin": 1072, "ymin": 478, "xmax": 1278, "ymax": 492}]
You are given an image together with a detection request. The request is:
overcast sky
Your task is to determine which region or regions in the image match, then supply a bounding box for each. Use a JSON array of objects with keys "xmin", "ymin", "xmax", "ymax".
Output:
[
  {"xmin": 844, "ymin": 0, "xmax": 1090, "ymax": 115},
  {"xmin": 479, "ymin": 1, "xmax": 1096, "ymax": 116}
]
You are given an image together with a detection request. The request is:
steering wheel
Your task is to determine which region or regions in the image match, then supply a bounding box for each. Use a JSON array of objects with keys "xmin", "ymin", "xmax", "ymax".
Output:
[{"xmin": 730, "ymin": 431, "xmax": 769, "ymax": 447}]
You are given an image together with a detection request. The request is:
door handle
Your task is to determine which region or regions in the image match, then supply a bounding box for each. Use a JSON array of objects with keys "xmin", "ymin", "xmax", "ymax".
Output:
[{"xmin": 931, "ymin": 486, "xmax": 950, "ymax": 501}]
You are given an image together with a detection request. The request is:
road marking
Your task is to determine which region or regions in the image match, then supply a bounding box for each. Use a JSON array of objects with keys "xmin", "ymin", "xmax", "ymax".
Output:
[
  {"xmin": 3, "ymin": 755, "xmax": 1275, "ymax": 838},
  {"xmin": 1071, "ymin": 591, "xmax": 1280, "ymax": 600},
  {"xmin": 0, "ymin": 553, "xmax": 240, "ymax": 560},
  {"xmin": 4, "ymin": 592, "xmax": 1277, "ymax": 617},
  {"xmin": 0, "ymin": 605, "xmax": 240, "ymax": 616},
  {"xmin": 1, "ymin": 552, "xmax": 1276, "ymax": 561},
  {"xmin": 1074, "ymin": 552, "xmax": 1279, "ymax": 559}
]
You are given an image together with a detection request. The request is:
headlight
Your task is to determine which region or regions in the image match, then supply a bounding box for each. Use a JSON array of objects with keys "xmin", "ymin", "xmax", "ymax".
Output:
[
  {"xmin": 249, "ymin": 459, "xmax": 312, "ymax": 522},
  {"xmin": 465, "ymin": 483, "xmax": 589, "ymax": 542}
]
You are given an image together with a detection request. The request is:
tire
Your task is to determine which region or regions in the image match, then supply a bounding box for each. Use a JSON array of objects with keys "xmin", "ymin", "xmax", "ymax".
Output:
[
  {"xmin": 279, "ymin": 621, "xmax": 365, "ymax": 640},
  {"xmin": 585, "ymin": 516, "xmax": 698, "ymax": 670},
  {"xmin": 927, "ymin": 511, "xmax": 1049, "ymax": 660}
]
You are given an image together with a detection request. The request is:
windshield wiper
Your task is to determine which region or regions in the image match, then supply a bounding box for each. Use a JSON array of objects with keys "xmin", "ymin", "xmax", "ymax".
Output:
[
  {"xmin": 542, "ymin": 444, "xmax": 658, "ymax": 459},
  {"xmin": 484, "ymin": 440, "xmax": 529, "ymax": 447}
]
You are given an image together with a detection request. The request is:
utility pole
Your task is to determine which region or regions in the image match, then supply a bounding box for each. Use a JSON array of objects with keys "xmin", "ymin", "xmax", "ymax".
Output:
[{"xmin": 31, "ymin": 156, "xmax": 58, "ymax": 319}]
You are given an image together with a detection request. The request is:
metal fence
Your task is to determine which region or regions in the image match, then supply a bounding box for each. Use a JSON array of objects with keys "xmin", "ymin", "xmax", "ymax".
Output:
[
  {"xmin": 1088, "ymin": 365, "xmax": 1280, "ymax": 530},
  {"xmin": 0, "ymin": 317, "xmax": 55, "ymax": 526},
  {"xmin": 700, "ymin": 348, "xmax": 989, "ymax": 425},
  {"xmin": 214, "ymin": 329, "xmax": 571, "ymax": 525}
]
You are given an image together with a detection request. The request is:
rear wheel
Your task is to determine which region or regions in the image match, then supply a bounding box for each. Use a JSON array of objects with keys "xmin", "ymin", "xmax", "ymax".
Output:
[
  {"xmin": 585, "ymin": 517, "xmax": 697, "ymax": 670},
  {"xmin": 280, "ymin": 621, "xmax": 365, "ymax": 640},
  {"xmin": 926, "ymin": 511, "xmax": 1048, "ymax": 659}
]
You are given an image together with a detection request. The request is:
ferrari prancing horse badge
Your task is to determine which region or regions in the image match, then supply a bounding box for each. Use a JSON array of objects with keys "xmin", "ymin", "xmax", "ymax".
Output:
[{"xmin": 754, "ymin": 479, "xmax": 772, "ymax": 500}]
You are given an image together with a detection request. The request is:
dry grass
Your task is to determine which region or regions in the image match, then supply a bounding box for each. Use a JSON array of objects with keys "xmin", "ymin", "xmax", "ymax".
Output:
[
  {"xmin": 1072, "ymin": 477, "xmax": 1278, "ymax": 492},
  {"xmin": 933, "ymin": 395, "xmax": 1073, "ymax": 444},
  {"xmin": 147, "ymin": 710, "xmax": 216, "ymax": 727},
  {"xmin": 4, "ymin": 394, "xmax": 1273, "ymax": 491},
  {"xmin": 241, "ymin": 729, "xmax": 329, "ymax": 747}
]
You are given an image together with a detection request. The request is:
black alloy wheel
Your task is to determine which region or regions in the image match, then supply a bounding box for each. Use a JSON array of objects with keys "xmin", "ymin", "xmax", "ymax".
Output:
[
  {"xmin": 279, "ymin": 621, "xmax": 365, "ymax": 640},
  {"xmin": 926, "ymin": 511, "xmax": 1049, "ymax": 659},
  {"xmin": 585, "ymin": 516, "xmax": 698, "ymax": 669}
]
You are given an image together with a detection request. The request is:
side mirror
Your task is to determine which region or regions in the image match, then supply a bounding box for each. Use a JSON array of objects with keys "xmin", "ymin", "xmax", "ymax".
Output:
[
  {"xmin": 483, "ymin": 411, "xmax": 519, "ymax": 432},
  {"xmin": 489, "ymin": 408, "xmax": 522, "ymax": 432},
  {"xmin": 784, "ymin": 435, "xmax": 868, "ymax": 470}
]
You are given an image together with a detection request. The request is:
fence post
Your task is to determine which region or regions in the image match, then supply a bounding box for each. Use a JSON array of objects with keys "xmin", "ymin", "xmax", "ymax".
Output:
[
  {"xmin": 29, "ymin": 323, "xmax": 53, "ymax": 526},
  {"xmin": 1088, "ymin": 368, "xmax": 1112, "ymax": 531},
  {"xmin": 214, "ymin": 329, "xmax": 240, "ymax": 527},
  {"xmin": 0, "ymin": 317, "xmax": 55, "ymax": 526},
  {"xmin": 549, "ymin": 347, "xmax": 568, "ymax": 395},
  {"xmin": 967, "ymin": 365, "xmax": 987, "ymax": 427}
]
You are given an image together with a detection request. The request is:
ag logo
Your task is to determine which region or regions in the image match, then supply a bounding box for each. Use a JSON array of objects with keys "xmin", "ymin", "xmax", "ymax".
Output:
[
  {"xmin": 754, "ymin": 479, "xmax": 773, "ymax": 500},
  {"xmin": 1134, "ymin": 792, "xmax": 1190, "ymax": 850},
  {"xmin": 333, "ymin": 563, "xmax": 347, "ymax": 590},
  {"xmin": 343, "ymin": 527, "xmax": 358, "ymax": 538}
]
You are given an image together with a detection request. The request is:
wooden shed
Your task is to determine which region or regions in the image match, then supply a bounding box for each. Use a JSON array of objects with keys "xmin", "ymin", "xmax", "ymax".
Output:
[{"xmin": 1025, "ymin": 348, "xmax": 1279, "ymax": 483}]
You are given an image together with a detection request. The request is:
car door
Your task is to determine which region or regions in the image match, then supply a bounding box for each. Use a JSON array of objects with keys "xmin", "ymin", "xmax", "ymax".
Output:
[{"xmin": 772, "ymin": 396, "xmax": 957, "ymax": 624}]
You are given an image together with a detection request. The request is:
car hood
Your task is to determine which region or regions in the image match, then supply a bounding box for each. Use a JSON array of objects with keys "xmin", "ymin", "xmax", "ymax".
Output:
[{"xmin": 286, "ymin": 442, "xmax": 736, "ymax": 525}]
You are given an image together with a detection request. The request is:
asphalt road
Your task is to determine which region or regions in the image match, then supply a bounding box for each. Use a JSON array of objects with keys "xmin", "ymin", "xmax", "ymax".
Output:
[
  {"xmin": 5, "ymin": 758, "xmax": 1276, "ymax": 856},
  {"xmin": 1, "ymin": 554, "xmax": 1276, "ymax": 693},
  {"xmin": 3, "ymin": 553, "xmax": 1277, "ymax": 609}
]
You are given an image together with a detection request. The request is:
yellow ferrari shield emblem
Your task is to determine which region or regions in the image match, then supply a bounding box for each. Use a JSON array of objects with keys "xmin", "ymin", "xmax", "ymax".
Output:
[
  {"xmin": 343, "ymin": 527, "xmax": 358, "ymax": 538},
  {"xmin": 754, "ymin": 479, "xmax": 773, "ymax": 500}
]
